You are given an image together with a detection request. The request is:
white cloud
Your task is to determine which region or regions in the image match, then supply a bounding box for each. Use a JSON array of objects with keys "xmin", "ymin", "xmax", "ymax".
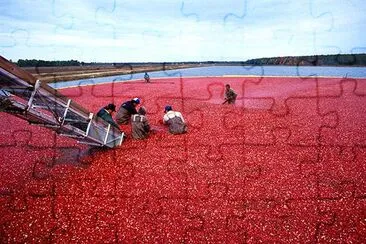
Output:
[{"xmin": 1, "ymin": 0, "xmax": 365, "ymax": 61}]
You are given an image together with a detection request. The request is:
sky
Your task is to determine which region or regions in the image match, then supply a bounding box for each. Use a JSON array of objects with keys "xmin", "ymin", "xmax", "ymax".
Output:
[{"xmin": 0, "ymin": 0, "xmax": 365, "ymax": 62}]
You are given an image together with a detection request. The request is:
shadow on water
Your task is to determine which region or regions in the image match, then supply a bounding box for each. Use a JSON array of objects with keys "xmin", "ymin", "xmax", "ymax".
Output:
[{"xmin": 50, "ymin": 146, "xmax": 111, "ymax": 168}]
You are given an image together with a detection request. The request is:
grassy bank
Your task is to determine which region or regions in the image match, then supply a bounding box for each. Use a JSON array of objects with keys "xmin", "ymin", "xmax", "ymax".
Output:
[{"xmin": 25, "ymin": 63, "xmax": 207, "ymax": 83}]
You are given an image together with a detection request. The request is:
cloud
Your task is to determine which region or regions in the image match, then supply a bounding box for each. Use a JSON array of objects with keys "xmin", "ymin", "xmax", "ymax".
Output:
[{"xmin": 1, "ymin": 0, "xmax": 365, "ymax": 61}]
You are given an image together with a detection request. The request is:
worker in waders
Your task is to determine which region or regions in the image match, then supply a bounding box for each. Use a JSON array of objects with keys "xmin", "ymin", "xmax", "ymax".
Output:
[
  {"xmin": 223, "ymin": 84, "xmax": 237, "ymax": 104},
  {"xmin": 144, "ymin": 72, "xmax": 150, "ymax": 83},
  {"xmin": 131, "ymin": 106, "xmax": 150, "ymax": 139},
  {"xmin": 163, "ymin": 105, "xmax": 187, "ymax": 134},
  {"xmin": 96, "ymin": 103, "xmax": 121, "ymax": 130},
  {"xmin": 115, "ymin": 97, "xmax": 140, "ymax": 124}
]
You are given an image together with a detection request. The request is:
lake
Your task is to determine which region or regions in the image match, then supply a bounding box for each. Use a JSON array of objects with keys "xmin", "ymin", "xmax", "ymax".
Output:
[{"xmin": 49, "ymin": 65, "xmax": 366, "ymax": 89}]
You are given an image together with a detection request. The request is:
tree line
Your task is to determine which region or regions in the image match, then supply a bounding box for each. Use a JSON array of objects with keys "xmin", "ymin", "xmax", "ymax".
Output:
[
  {"xmin": 16, "ymin": 59, "xmax": 81, "ymax": 67},
  {"xmin": 14, "ymin": 53, "xmax": 366, "ymax": 67},
  {"xmin": 243, "ymin": 54, "xmax": 366, "ymax": 66}
]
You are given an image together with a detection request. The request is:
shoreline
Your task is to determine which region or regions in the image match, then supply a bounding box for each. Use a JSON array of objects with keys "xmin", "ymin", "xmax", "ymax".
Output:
[
  {"xmin": 52, "ymin": 75, "xmax": 366, "ymax": 90},
  {"xmin": 27, "ymin": 64, "xmax": 211, "ymax": 83},
  {"xmin": 25, "ymin": 63, "xmax": 366, "ymax": 84}
]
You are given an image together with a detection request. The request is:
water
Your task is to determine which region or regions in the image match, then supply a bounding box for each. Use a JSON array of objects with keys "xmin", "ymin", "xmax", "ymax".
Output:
[{"xmin": 49, "ymin": 65, "xmax": 366, "ymax": 89}]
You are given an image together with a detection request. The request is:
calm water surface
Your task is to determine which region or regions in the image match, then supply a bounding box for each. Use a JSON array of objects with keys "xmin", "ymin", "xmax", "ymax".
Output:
[{"xmin": 49, "ymin": 65, "xmax": 366, "ymax": 89}]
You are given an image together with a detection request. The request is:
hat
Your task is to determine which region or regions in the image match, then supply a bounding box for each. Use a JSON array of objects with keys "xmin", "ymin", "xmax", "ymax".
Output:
[
  {"xmin": 138, "ymin": 106, "xmax": 146, "ymax": 115},
  {"xmin": 106, "ymin": 103, "xmax": 116, "ymax": 112},
  {"xmin": 132, "ymin": 97, "xmax": 140, "ymax": 104},
  {"xmin": 164, "ymin": 105, "xmax": 172, "ymax": 112}
]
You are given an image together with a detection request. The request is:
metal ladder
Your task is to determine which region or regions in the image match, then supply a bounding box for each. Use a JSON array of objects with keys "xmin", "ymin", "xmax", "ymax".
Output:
[{"xmin": 0, "ymin": 56, "xmax": 124, "ymax": 148}]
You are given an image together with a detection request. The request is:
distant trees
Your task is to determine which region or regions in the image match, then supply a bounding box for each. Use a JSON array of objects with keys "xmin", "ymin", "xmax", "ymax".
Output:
[
  {"xmin": 243, "ymin": 54, "xmax": 366, "ymax": 66},
  {"xmin": 13, "ymin": 54, "xmax": 366, "ymax": 67},
  {"xmin": 17, "ymin": 59, "xmax": 81, "ymax": 67}
]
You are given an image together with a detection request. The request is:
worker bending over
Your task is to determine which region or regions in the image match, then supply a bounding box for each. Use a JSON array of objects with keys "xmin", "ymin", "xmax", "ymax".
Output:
[
  {"xmin": 224, "ymin": 84, "xmax": 237, "ymax": 104},
  {"xmin": 131, "ymin": 106, "xmax": 150, "ymax": 139},
  {"xmin": 163, "ymin": 105, "xmax": 187, "ymax": 134},
  {"xmin": 116, "ymin": 97, "xmax": 140, "ymax": 124},
  {"xmin": 96, "ymin": 103, "xmax": 121, "ymax": 130}
]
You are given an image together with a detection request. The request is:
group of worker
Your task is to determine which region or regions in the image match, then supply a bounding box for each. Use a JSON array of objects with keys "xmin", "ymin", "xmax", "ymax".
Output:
[
  {"xmin": 96, "ymin": 83, "xmax": 237, "ymax": 140},
  {"xmin": 96, "ymin": 97, "xmax": 187, "ymax": 140}
]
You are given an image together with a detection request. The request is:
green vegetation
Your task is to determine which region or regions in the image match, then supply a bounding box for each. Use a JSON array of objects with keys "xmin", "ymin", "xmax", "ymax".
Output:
[
  {"xmin": 242, "ymin": 53, "xmax": 366, "ymax": 66},
  {"xmin": 15, "ymin": 53, "xmax": 366, "ymax": 68},
  {"xmin": 17, "ymin": 59, "xmax": 80, "ymax": 67}
]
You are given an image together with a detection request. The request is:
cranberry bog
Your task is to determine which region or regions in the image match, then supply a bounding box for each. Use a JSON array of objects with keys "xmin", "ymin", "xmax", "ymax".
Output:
[{"xmin": 0, "ymin": 76, "xmax": 365, "ymax": 242}]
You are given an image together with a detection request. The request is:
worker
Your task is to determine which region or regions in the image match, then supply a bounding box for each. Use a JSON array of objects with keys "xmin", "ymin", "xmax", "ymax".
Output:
[
  {"xmin": 224, "ymin": 84, "xmax": 237, "ymax": 104},
  {"xmin": 163, "ymin": 105, "xmax": 187, "ymax": 134},
  {"xmin": 144, "ymin": 72, "xmax": 150, "ymax": 83},
  {"xmin": 0, "ymin": 96, "xmax": 12, "ymax": 112},
  {"xmin": 131, "ymin": 106, "xmax": 150, "ymax": 139},
  {"xmin": 96, "ymin": 103, "xmax": 121, "ymax": 130},
  {"xmin": 115, "ymin": 97, "xmax": 140, "ymax": 124}
]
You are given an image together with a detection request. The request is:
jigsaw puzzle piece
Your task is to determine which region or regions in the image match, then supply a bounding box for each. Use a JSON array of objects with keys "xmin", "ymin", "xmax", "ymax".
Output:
[
  {"xmin": 184, "ymin": 198, "xmax": 246, "ymax": 243},
  {"xmin": 183, "ymin": 77, "xmax": 242, "ymax": 102},
  {"xmin": 185, "ymin": 143, "xmax": 260, "ymax": 201},
  {"xmin": 7, "ymin": 28, "xmax": 30, "ymax": 49},
  {"xmin": 2, "ymin": 196, "xmax": 56, "ymax": 243},
  {"xmin": 186, "ymin": 167, "xmax": 229, "ymax": 200},
  {"xmin": 318, "ymin": 79, "xmax": 366, "ymax": 146},
  {"xmin": 353, "ymin": 77, "xmax": 366, "ymax": 95},
  {"xmin": 0, "ymin": 23, "xmax": 16, "ymax": 48},
  {"xmin": 51, "ymin": 0, "xmax": 75, "ymax": 30},
  {"xmin": 94, "ymin": 0, "xmax": 117, "ymax": 39},
  {"xmin": 53, "ymin": 196, "xmax": 117, "ymax": 243},
  {"xmin": 55, "ymin": 176, "xmax": 100, "ymax": 197},
  {"xmin": 54, "ymin": 148, "xmax": 123, "ymax": 198},
  {"xmin": 281, "ymin": 96, "xmax": 338, "ymax": 146},
  {"xmin": 186, "ymin": 102, "xmax": 245, "ymax": 147},
  {"xmin": 225, "ymin": 79, "xmax": 332, "ymax": 146},
  {"xmin": 222, "ymin": 0, "xmax": 247, "ymax": 27},
  {"xmin": 241, "ymin": 142, "xmax": 318, "ymax": 200},
  {"xmin": 0, "ymin": 146, "xmax": 43, "ymax": 196},
  {"xmin": 243, "ymin": 77, "xmax": 318, "ymax": 116},
  {"xmin": 0, "ymin": 114, "xmax": 18, "ymax": 147},
  {"xmin": 180, "ymin": 1, "xmax": 200, "ymax": 21},
  {"xmin": 183, "ymin": 77, "xmax": 272, "ymax": 103},
  {"xmin": 59, "ymin": 150, "xmax": 114, "ymax": 201},
  {"xmin": 188, "ymin": 80, "xmax": 226, "ymax": 103},
  {"xmin": 223, "ymin": 98, "xmax": 278, "ymax": 145},
  {"xmin": 317, "ymin": 146, "xmax": 365, "ymax": 199},
  {"xmin": 354, "ymin": 146, "xmax": 366, "ymax": 198},
  {"xmin": 60, "ymin": 83, "xmax": 119, "ymax": 109},
  {"xmin": 219, "ymin": 143, "xmax": 261, "ymax": 200},
  {"xmin": 317, "ymin": 77, "xmax": 348, "ymax": 97},
  {"xmin": 0, "ymin": 189, "xmax": 13, "ymax": 231},
  {"xmin": 117, "ymin": 167, "xmax": 188, "ymax": 199},
  {"xmin": 114, "ymin": 197, "xmax": 188, "ymax": 242},
  {"xmin": 225, "ymin": 96, "xmax": 327, "ymax": 146},
  {"xmin": 244, "ymin": 199, "xmax": 318, "ymax": 242},
  {"xmin": 187, "ymin": 144, "xmax": 225, "ymax": 169},
  {"xmin": 25, "ymin": 127, "xmax": 59, "ymax": 149},
  {"xmin": 316, "ymin": 199, "xmax": 366, "ymax": 243},
  {"xmin": 116, "ymin": 147, "xmax": 188, "ymax": 198},
  {"xmin": 273, "ymin": 28, "xmax": 294, "ymax": 45},
  {"xmin": 150, "ymin": 96, "xmax": 184, "ymax": 116}
]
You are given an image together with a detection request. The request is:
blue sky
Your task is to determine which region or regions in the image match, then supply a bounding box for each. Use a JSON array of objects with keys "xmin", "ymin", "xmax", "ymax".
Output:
[{"xmin": 0, "ymin": 0, "xmax": 365, "ymax": 62}]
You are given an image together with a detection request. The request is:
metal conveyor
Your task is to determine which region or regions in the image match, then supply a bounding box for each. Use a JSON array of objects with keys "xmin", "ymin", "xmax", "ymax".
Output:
[{"xmin": 0, "ymin": 56, "xmax": 124, "ymax": 148}]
